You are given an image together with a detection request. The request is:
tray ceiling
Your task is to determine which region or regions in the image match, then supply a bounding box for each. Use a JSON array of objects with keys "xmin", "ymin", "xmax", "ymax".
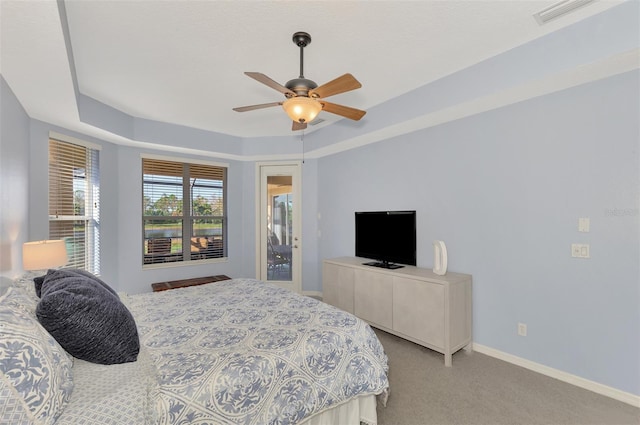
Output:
[{"xmin": 1, "ymin": 1, "xmax": 625, "ymax": 140}]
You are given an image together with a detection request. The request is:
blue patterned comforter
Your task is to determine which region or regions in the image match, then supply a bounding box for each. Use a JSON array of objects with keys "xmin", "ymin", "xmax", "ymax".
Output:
[{"xmin": 123, "ymin": 278, "xmax": 389, "ymax": 425}]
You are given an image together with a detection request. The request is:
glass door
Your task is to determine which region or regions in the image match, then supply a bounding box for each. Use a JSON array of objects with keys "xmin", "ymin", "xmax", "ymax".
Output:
[{"xmin": 258, "ymin": 163, "xmax": 301, "ymax": 293}]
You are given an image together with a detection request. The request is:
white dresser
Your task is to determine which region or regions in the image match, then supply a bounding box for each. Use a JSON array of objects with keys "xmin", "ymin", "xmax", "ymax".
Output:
[{"xmin": 322, "ymin": 257, "xmax": 472, "ymax": 366}]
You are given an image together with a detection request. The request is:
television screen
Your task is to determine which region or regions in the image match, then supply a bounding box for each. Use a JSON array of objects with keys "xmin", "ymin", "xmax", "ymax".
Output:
[{"xmin": 355, "ymin": 210, "xmax": 416, "ymax": 269}]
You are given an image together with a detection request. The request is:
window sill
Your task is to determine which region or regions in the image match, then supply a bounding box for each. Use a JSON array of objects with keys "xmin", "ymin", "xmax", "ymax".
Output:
[{"xmin": 142, "ymin": 256, "xmax": 228, "ymax": 271}]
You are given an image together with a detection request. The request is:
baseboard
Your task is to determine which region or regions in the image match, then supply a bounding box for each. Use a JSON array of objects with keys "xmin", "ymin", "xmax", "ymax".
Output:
[
  {"xmin": 303, "ymin": 290, "xmax": 323, "ymax": 300},
  {"xmin": 473, "ymin": 343, "xmax": 640, "ymax": 408}
]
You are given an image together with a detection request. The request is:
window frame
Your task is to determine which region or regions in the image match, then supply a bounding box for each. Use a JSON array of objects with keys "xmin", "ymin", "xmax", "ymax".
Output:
[
  {"xmin": 48, "ymin": 133, "xmax": 101, "ymax": 275},
  {"xmin": 141, "ymin": 154, "xmax": 228, "ymax": 269}
]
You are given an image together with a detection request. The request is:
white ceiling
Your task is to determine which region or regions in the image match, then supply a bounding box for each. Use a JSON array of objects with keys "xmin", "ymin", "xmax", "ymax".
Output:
[{"xmin": 0, "ymin": 0, "xmax": 626, "ymax": 141}]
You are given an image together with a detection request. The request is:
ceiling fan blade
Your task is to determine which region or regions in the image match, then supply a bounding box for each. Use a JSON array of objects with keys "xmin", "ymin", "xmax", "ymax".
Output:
[
  {"xmin": 320, "ymin": 101, "xmax": 366, "ymax": 121},
  {"xmin": 233, "ymin": 102, "xmax": 282, "ymax": 112},
  {"xmin": 292, "ymin": 121, "xmax": 307, "ymax": 131},
  {"xmin": 310, "ymin": 73, "xmax": 362, "ymax": 99},
  {"xmin": 245, "ymin": 72, "xmax": 296, "ymax": 96}
]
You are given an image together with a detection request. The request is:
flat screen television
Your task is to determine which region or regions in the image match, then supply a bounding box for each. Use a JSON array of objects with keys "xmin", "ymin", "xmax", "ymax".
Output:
[{"xmin": 355, "ymin": 210, "xmax": 416, "ymax": 269}]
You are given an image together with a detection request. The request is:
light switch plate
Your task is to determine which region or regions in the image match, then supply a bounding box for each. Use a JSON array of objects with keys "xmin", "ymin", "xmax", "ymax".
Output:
[
  {"xmin": 578, "ymin": 217, "xmax": 590, "ymax": 232},
  {"xmin": 571, "ymin": 243, "xmax": 590, "ymax": 258}
]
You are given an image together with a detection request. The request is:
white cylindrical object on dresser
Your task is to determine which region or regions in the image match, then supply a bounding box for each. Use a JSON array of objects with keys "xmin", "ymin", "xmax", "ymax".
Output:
[{"xmin": 433, "ymin": 240, "xmax": 448, "ymax": 275}]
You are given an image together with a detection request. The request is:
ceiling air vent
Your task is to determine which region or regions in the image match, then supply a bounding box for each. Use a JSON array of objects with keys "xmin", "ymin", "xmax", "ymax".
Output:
[
  {"xmin": 533, "ymin": 0, "xmax": 595, "ymax": 25},
  {"xmin": 309, "ymin": 117, "xmax": 325, "ymax": 126}
]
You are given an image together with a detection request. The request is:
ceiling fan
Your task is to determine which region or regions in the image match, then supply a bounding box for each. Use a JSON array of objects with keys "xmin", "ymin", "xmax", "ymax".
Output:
[{"xmin": 233, "ymin": 32, "xmax": 366, "ymax": 131}]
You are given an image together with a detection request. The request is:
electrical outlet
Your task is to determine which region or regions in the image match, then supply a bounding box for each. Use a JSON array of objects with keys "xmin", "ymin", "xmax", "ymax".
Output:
[
  {"xmin": 518, "ymin": 323, "xmax": 527, "ymax": 337},
  {"xmin": 571, "ymin": 243, "xmax": 590, "ymax": 258}
]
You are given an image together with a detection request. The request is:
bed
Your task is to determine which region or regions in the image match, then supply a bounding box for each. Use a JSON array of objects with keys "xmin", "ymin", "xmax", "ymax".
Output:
[{"xmin": 0, "ymin": 271, "xmax": 389, "ymax": 425}]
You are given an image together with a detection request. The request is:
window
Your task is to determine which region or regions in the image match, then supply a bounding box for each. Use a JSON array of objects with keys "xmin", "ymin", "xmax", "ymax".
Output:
[
  {"xmin": 142, "ymin": 157, "xmax": 227, "ymax": 266},
  {"xmin": 49, "ymin": 137, "xmax": 100, "ymax": 274}
]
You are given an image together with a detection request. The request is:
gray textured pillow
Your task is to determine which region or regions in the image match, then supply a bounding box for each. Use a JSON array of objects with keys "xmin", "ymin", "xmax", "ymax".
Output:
[
  {"xmin": 36, "ymin": 271, "xmax": 139, "ymax": 365},
  {"xmin": 35, "ymin": 268, "xmax": 118, "ymax": 298}
]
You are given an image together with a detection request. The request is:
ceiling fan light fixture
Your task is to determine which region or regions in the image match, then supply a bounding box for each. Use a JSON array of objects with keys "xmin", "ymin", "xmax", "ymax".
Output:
[
  {"xmin": 282, "ymin": 97, "xmax": 322, "ymax": 123},
  {"xmin": 234, "ymin": 32, "xmax": 365, "ymax": 130}
]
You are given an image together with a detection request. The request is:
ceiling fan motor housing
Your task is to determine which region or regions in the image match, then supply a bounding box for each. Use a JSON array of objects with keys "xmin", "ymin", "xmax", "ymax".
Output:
[{"xmin": 285, "ymin": 78, "xmax": 318, "ymax": 97}]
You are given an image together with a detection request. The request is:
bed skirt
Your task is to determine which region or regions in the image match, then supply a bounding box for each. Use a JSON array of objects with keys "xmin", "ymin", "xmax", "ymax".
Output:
[{"xmin": 299, "ymin": 394, "xmax": 378, "ymax": 425}]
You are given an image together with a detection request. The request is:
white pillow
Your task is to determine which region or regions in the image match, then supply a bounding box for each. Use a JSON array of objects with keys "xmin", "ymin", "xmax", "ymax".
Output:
[
  {"xmin": 10, "ymin": 271, "xmax": 44, "ymax": 304},
  {"xmin": 54, "ymin": 346, "xmax": 160, "ymax": 425},
  {"xmin": 0, "ymin": 287, "xmax": 74, "ymax": 425}
]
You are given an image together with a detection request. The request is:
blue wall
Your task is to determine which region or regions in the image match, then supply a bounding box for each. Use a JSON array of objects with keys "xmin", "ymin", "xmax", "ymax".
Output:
[
  {"xmin": 9, "ymin": 111, "xmax": 316, "ymax": 295},
  {"xmin": 317, "ymin": 70, "xmax": 639, "ymax": 396},
  {"xmin": 113, "ymin": 146, "xmax": 250, "ymax": 294},
  {"xmin": 27, "ymin": 120, "xmax": 121, "ymax": 287},
  {"xmin": 0, "ymin": 77, "xmax": 30, "ymax": 279}
]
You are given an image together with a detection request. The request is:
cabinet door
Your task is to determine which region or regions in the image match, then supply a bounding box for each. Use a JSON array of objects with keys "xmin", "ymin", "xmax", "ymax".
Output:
[
  {"xmin": 354, "ymin": 269, "xmax": 393, "ymax": 329},
  {"xmin": 322, "ymin": 263, "xmax": 355, "ymax": 314},
  {"xmin": 393, "ymin": 277, "xmax": 445, "ymax": 348}
]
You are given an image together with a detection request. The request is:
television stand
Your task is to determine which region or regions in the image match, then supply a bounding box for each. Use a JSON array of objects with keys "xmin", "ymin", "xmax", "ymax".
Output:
[
  {"xmin": 363, "ymin": 261, "xmax": 404, "ymax": 270},
  {"xmin": 323, "ymin": 257, "xmax": 472, "ymax": 366}
]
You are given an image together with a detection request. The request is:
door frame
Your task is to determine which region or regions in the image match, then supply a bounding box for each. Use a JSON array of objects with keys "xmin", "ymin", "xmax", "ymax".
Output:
[{"xmin": 255, "ymin": 161, "xmax": 302, "ymax": 293}]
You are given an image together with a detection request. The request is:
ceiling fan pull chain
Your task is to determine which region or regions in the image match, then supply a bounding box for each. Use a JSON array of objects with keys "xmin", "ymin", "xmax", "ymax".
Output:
[{"xmin": 301, "ymin": 129, "xmax": 305, "ymax": 164}]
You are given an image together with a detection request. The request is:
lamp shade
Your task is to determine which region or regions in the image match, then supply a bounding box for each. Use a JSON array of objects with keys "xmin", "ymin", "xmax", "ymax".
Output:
[
  {"xmin": 282, "ymin": 97, "xmax": 322, "ymax": 123},
  {"xmin": 23, "ymin": 240, "xmax": 68, "ymax": 270}
]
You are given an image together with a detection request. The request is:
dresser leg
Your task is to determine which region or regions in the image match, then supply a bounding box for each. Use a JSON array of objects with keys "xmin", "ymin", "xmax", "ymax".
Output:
[{"xmin": 444, "ymin": 352, "xmax": 452, "ymax": 367}]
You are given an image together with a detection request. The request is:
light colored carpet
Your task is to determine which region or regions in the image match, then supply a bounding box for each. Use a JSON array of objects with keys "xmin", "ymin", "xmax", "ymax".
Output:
[{"xmin": 374, "ymin": 329, "xmax": 640, "ymax": 425}]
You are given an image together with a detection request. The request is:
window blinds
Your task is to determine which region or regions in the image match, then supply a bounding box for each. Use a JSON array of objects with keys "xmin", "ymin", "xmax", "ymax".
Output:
[
  {"xmin": 142, "ymin": 158, "xmax": 226, "ymax": 266},
  {"xmin": 49, "ymin": 138, "xmax": 100, "ymax": 274}
]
